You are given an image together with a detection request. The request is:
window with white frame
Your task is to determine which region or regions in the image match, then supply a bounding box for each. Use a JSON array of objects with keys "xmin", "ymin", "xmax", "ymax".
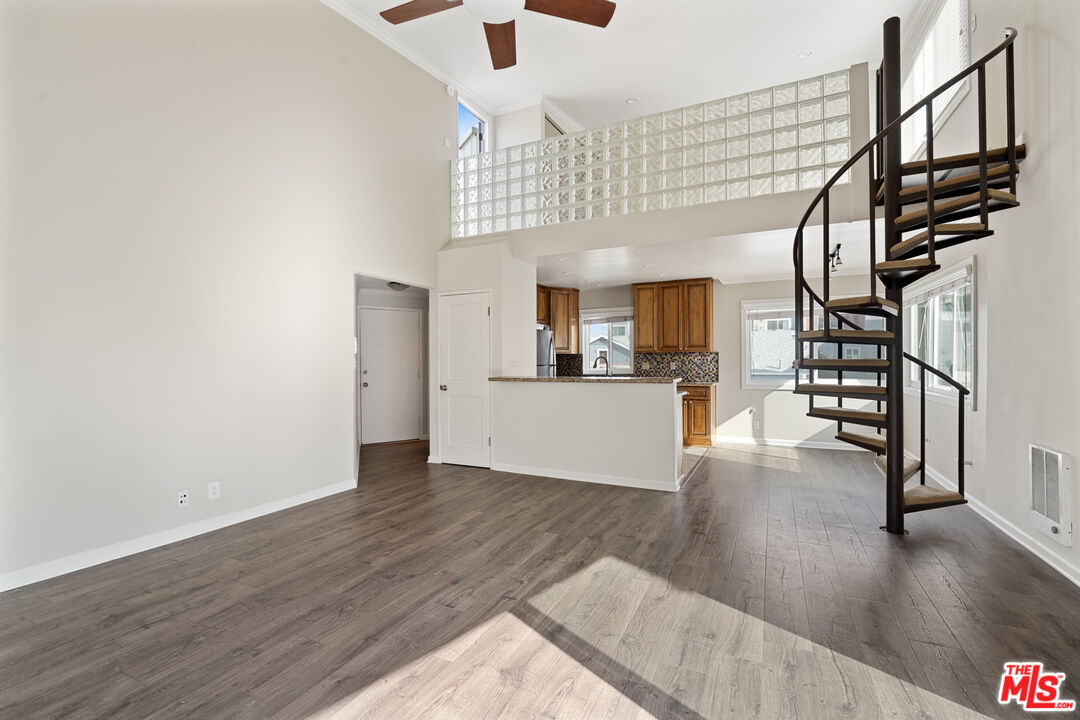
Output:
[
  {"xmin": 901, "ymin": 0, "xmax": 970, "ymax": 160},
  {"xmin": 742, "ymin": 299, "xmax": 887, "ymax": 389},
  {"xmin": 457, "ymin": 102, "xmax": 486, "ymax": 158},
  {"xmin": 904, "ymin": 260, "xmax": 975, "ymax": 396},
  {"xmin": 582, "ymin": 309, "xmax": 633, "ymax": 374}
]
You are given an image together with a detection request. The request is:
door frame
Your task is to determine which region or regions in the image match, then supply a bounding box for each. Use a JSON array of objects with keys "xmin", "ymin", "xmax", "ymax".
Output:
[
  {"xmin": 434, "ymin": 288, "xmax": 493, "ymax": 467},
  {"xmin": 357, "ymin": 305, "xmax": 423, "ymax": 447}
]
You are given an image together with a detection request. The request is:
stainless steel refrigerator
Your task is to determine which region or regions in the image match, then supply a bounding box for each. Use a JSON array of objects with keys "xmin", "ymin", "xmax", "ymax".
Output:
[{"xmin": 537, "ymin": 328, "xmax": 556, "ymax": 377}]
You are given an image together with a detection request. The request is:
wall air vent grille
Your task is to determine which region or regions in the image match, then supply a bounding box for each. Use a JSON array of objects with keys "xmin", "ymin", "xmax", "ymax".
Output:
[{"xmin": 1030, "ymin": 444, "xmax": 1072, "ymax": 547}]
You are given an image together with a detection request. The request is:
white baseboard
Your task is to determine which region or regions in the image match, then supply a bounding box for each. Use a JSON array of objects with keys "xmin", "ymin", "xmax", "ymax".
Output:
[
  {"xmin": 427, "ymin": 455, "xmax": 442, "ymax": 464},
  {"xmin": 923, "ymin": 464, "xmax": 1080, "ymax": 590},
  {"xmin": 490, "ymin": 462, "xmax": 677, "ymax": 493},
  {"xmin": 0, "ymin": 479, "xmax": 356, "ymax": 593},
  {"xmin": 713, "ymin": 435, "xmax": 865, "ymax": 452}
]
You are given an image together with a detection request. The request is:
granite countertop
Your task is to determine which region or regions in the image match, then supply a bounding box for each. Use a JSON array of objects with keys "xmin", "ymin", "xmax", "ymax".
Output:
[
  {"xmin": 489, "ymin": 376, "xmax": 681, "ymax": 384},
  {"xmin": 677, "ymin": 381, "xmax": 717, "ymax": 387}
]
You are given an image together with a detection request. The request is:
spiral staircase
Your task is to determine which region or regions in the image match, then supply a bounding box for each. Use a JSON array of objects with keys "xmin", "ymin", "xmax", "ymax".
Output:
[{"xmin": 792, "ymin": 17, "xmax": 1023, "ymax": 534}]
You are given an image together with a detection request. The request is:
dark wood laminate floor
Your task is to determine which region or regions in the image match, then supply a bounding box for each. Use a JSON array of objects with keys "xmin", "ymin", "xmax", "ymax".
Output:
[{"xmin": 2, "ymin": 441, "xmax": 1079, "ymax": 719}]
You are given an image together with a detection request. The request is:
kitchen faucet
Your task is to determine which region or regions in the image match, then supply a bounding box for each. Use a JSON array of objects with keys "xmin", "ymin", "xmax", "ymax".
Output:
[{"xmin": 592, "ymin": 355, "xmax": 611, "ymax": 376}]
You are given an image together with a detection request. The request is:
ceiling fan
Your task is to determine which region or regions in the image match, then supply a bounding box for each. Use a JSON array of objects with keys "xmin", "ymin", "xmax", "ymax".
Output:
[{"xmin": 378, "ymin": 0, "xmax": 617, "ymax": 70}]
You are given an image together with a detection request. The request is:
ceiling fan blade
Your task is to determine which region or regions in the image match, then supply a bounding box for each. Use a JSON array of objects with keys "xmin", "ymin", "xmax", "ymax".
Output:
[
  {"xmin": 524, "ymin": 0, "xmax": 615, "ymax": 28},
  {"xmin": 483, "ymin": 20, "xmax": 517, "ymax": 70},
  {"xmin": 379, "ymin": 0, "xmax": 463, "ymax": 25}
]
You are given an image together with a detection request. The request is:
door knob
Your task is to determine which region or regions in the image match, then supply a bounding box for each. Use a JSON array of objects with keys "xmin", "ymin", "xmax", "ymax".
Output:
[
  {"xmin": 362, "ymin": 382, "xmax": 369, "ymax": 387},
  {"xmin": 440, "ymin": 385, "xmax": 448, "ymax": 391}
]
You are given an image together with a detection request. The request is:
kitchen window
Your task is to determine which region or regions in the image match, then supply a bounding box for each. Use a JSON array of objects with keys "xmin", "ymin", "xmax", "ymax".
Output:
[
  {"xmin": 582, "ymin": 309, "xmax": 633, "ymax": 375},
  {"xmin": 742, "ymin": 299, "xmax": 886, "ymax": 389},
  {"xmin": 904, "ymin": 259, "xmax": 975, "ymax": 399}
]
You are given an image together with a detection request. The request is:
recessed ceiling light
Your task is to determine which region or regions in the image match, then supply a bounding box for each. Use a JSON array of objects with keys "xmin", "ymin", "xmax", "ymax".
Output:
[
  {"xmin": 625, "ymin": 97, "xmax": 640, "ymax": 105},
  {"xmin": 658, "ymin": 273, "xmax": 670, "ymax": 278},
  {"xmin": 562, "ymin": 271, "xmax": 574, "ymax": 276},
  {"xmin": 643, "ymin": 263, "xmax": 656, "ymax": 269},
  {"xmin": 797, "ymin": 49, "xmax": 814, "ymax": 60},
  {"xmin": 558, "ymin": 256, "xmax": 569, "ymax": 262}
]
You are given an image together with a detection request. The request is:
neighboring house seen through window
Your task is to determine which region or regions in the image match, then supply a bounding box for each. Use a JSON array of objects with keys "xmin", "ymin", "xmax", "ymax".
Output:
[
  {"xmin": 582, "ymin": 310, "xmax": 633, "ymax": 374},
  {"xmin": 742, "ymin": 299, "xmax": 886, "ymax": 389},
  {"xmin": 458, "ymin": 102, "xmax": 485, "ymax": 158}
]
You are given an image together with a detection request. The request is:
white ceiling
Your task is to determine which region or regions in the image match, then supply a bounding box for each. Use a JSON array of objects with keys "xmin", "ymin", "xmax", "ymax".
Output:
[
  {"xmin": 536, "ymin": 221, "xmax": 886, "ymax": 288},
  {"xmin": 326, "ymin": 0, "xmax": 922, "ymax": 127}
]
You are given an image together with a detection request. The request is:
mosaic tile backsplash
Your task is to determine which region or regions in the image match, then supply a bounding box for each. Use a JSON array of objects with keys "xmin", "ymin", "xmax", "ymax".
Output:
[
  {"xmin": 555, "ymin": 353, "xmax": 583, "ymax": 377},
  {"xmin": 635, "ymin": 352, "xmax": 719, "ymax": 383}
]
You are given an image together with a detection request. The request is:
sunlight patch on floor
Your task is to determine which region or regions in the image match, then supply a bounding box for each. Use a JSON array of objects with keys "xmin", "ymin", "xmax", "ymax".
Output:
[{"xmin": 308, "ymin": 556, "xmax": 992, "ymax": 719}]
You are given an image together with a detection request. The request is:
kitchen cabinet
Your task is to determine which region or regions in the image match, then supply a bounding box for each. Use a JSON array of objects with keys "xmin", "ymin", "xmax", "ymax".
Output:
[
  {"xmin": 658, "ymin": 282, "xmax": 683, "ymax": 351},
  {"xmin": 680, "ymin": 384, "xmax": 714, "ymax": 447},
  {"xmin": 548, "ymin": 287, "xmax": 579, "ymax": 354},
  {"xmin": 633, "ymin": 278, "xmax": 714, "ymax": 352},
  {"xmin": 633, "ymin": 284, "xmax": 660, "ymax": 352},
  {"xmin": 537, "ymin": 285, "xmax": 550, "ymax": 325},
  {"xmin": 682, "ymin": 278, "xmax": 713, "ymax": 352}
]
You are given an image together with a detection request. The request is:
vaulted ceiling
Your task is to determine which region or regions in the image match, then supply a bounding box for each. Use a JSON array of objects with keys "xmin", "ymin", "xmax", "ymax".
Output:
[{"xmin": 324, "ymin": 0, "xmax": 922, "ymax": 127}]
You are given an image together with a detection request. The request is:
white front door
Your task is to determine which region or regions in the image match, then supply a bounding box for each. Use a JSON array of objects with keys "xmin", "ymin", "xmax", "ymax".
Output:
[
  {"xmin": 359, "ymin": 307, "xmax": 422, "ymax": 445},
  {"xmin": 438, "ymin": 291, "xmax": 491, "ymax": 467}
]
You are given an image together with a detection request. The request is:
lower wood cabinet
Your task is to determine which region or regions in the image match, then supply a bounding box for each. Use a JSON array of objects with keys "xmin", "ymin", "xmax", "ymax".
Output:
[{"xmin": 680, "ymin": 384, "xmax": 714, "ymax": 447}]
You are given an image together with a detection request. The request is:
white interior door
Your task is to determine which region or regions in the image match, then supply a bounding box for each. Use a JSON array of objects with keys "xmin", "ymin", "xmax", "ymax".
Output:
[
  {"xmin": 359, "ymin": 307, "xmax": 422, "ymax": 445},
  {"xmin": 438, "ymin": 291, "xmax": 491, "ymax": 467}
]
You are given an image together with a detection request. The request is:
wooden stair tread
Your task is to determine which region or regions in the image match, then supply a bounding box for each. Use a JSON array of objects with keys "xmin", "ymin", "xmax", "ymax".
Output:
[
  {"xmin": 891, "ymin": 223, "xmax": 989, "ymax": 256},
  {"xmin": 837, "ymin": 430, "xmax": 886, "ymax": 453},
  {"xmin": 798, "ymin": 384, "xmax": 888, "ymax": 397},
  {"xmin": 824, "ymin": 295, "xmax": 899, "ymax": 312},
  {"xmin": 896, "ymin": 189, "xmax": 1018, "ymax": 230},
  {"xmin": 799, "ymin": 329, "xmax": 894, "ymax": 342},
  {"xmin": 796, "ymin": 358, "xmax": 889, "ymax": 369},
  {"xmin": 897, "ymin": 164, "xmax": 1014, "ymax": 200},
  {"xmin": 903, "ymin": 484, "xmax": 966, "ymax": 509},
  {"xmin": 874, "ymin": 455, "xmax": 922, "ymax": 479},
  {"xmin": 808, "ymin": 407, "xmax": 887, "ymax": 427},
  {"xmin": 900, "ymin": 144, "xmax": 1026, "ymax": 175},
  {"xmin": 876, "ymin": 257, "xmax": 938, "ymax": 272}
]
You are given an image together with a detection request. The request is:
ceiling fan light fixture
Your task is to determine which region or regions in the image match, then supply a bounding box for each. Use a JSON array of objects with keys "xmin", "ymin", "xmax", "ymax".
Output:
[{"xmin": 462, "ymin": 0, "xmax": 524, "ymax": 24}]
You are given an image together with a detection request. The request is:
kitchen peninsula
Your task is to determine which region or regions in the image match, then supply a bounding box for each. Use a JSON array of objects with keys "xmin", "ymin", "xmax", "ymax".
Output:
[{"xmin": 489, "ymin": 376, "xmax": 691, "ymax": 491}]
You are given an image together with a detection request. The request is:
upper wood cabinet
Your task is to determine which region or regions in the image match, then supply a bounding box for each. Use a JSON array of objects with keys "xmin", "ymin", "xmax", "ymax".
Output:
[
  {"xmin": 548, "ymin": 287, "xmax": 579, "ymax": 354},
  {"xmin": 658, "ymin": 282, "xmax": 684, "ymax": 352},
  {"xmin": 633, "ymin": 284, "xmax": 660, "ymax": 352},
  {"xmin": 536, "ymin": 285, "xmax": 550, "ymax": 326},
  {"xmin": 682, "ymin": 278, "xmax": 713, "ymax": 352},
  {"xmin": 633, "ymin": 278, "xmax": 714, "ymax": 352}
]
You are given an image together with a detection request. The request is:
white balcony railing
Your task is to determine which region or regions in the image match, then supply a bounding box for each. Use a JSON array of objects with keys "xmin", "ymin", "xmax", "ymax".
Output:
[{"xmin": 450, "ymin": 69, "xmax": 854, "ymax": 239}]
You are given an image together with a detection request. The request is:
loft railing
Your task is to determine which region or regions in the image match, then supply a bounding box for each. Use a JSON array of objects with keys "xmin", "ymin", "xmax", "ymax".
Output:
[
  {"xmin": 905, "ymin": 352, "xmax": 970, "ymax": 494},
  {"xmin": 792, "ymin": 28, "xmax": 1017, "ymax": 360},
  {"xmin": 450, "ymin": 68, "xmax": 856, "ymax": 239}
]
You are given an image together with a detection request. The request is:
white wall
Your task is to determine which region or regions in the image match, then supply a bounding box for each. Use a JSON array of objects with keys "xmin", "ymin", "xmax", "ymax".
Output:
[
  {"xmin": 491, "ymin": 381, "xmax": 681, "ymax": 491},
  {"xmin": 580, "ymin": 285, "xmax": 634, "ymax": 310},
  {"xmin": 0, "ymin": 0, "xmax": 454, "ymax": 579},
  {"xmin": 898, "ymin": 0, "xmax": 1080, "ymax": 581},
  {"xmin": 713, "ymin": 275, "xmax": 878, "ymax": 447},
  {"xmin": 493, "ymin": 105, "xmax": 545, "ymax": 150}
]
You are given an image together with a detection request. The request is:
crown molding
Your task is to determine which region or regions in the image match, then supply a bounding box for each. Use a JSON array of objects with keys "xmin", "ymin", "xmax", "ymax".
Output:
[
  {"xmin": 540, "ymin": 96, "xmax": 585, "ymax": 132},
  {"xmin": 319, "ymin": 0, "xmax": 496, "ymax": 117}
]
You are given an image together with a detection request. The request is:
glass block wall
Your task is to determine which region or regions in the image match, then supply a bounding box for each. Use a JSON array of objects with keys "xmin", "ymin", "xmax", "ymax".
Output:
[{"xmin": 450, "ymin": 69, "xmax": 852, "ymax": 239}]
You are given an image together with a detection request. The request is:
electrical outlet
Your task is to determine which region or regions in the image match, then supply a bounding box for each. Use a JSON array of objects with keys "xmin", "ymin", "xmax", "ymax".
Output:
[
  {"xmin": 753, "ymin": 420, "xmax": 761, "ymax": 431},
  {"xmin": 207, "ymin": 481, "xmax": 220, "ymax": 500},
  {"xmin": 177, "ymin": 490, "xmax": 189, "ymax": 507},
  {"xmin": 641, "ymin": 360, "xmax": 650, "ymax": 370},
  {"xmin": 670, "ymin": 361, "xmax": 677, "ymax": 370}
]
